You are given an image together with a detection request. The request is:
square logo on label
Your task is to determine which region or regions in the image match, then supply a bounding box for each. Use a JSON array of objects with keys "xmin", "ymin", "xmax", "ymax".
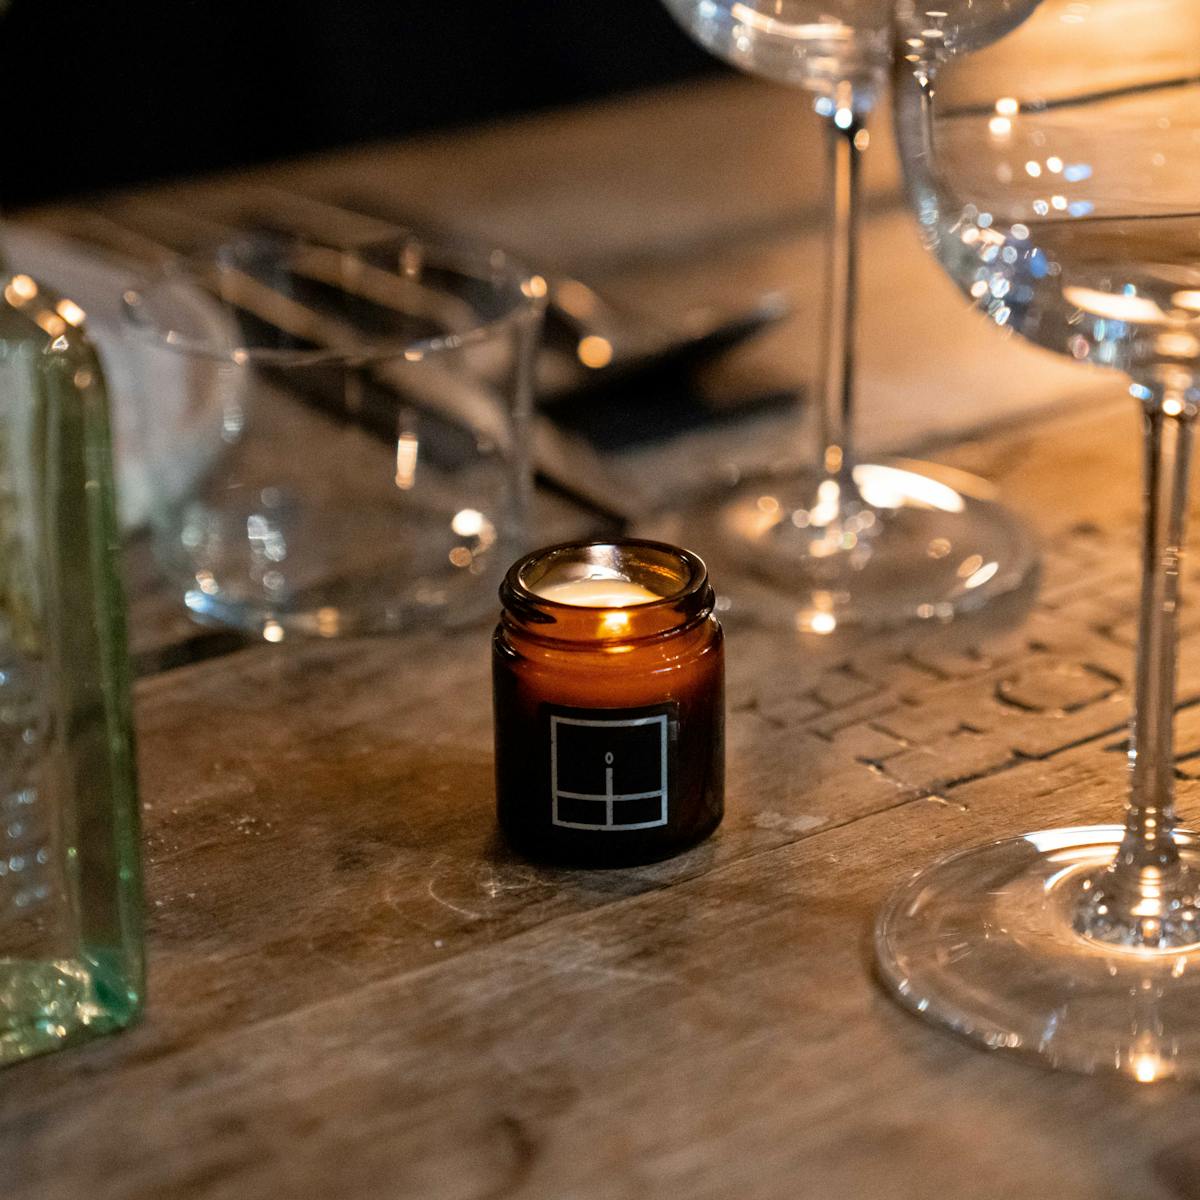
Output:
[{"xmin": 550, "ymin": 711, "xmax": 669, "ymax": 831}]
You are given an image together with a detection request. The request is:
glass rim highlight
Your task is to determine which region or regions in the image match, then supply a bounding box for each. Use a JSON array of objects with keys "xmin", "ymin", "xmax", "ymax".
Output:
[{"xmin": 120, "ymin": 230, "xmax": 544, "ymax": 368}]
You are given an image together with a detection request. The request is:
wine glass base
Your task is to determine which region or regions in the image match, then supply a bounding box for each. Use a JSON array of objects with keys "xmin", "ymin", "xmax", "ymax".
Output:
[
  {"xmin": 876, "ymin": 825, "xmax": 1200, "ymax": 1081},
  {"xmin": 182, "ymin": 583, "xmax": 500, "ymax": 640},
  {"xmin": 637, "ymin": 460, "xmax": 1037, "ymax": 633}
]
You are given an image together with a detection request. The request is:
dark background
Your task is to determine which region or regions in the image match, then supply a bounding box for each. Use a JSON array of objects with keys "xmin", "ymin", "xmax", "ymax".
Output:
[{"xmin": 3, "ymin": 0, "xmax": 721, "ymax": 208}]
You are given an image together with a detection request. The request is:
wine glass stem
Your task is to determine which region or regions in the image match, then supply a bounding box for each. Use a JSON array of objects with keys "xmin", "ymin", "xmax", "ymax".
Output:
[
  {"xmin": 1126, "ymin": 395, "xmax": 1192, "ymax": 864},
  {"xmin": 1077, "ymin": 386, "xmax": 1199, "ymax": 946},
  {"xmin": 816, "ymin": 101, "xmax": 866, "ymax": 486}
]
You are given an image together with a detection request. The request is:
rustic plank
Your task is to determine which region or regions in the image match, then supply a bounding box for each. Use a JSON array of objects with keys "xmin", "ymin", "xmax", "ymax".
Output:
[
  {"xmin": 11, "ymin": 73, "xmax": 1200, "ymax": 1200},
  {"xmin": 23, "ymin": 77, "xmax": 899, "ymax": 275},
  {"xmin": 6, "ymin": 397, "xmax": 1192, "ymax": 1199},
  {"xmin": 5, "ymin": 746, "xmax": 1199, "ymax": 1200}
]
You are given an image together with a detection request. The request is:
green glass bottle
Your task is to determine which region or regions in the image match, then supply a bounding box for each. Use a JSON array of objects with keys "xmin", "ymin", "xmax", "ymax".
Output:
[{"xmin": 0, "ymin": 268, "xmax": 143, "ymax": 1063}]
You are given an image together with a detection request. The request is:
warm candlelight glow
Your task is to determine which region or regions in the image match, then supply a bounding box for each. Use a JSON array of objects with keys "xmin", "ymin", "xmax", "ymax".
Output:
[{"xmin": 537, "ymin": 578, "xmax": 663, "ymax": 607}]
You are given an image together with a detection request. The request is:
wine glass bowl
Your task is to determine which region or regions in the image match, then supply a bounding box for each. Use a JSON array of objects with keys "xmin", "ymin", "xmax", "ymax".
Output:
[
  {"xmin": 897, "ymin": 2, "xmax": 1200, "ymax": 375},
  {"xmin": 877, "ymin": 0, "xmax": 1200, "ymax": 1078},
  {"xmin": 895, "ymin": 0, "xmax": 1046, "ymax": 75},
  {"xmin": 660, "ymin": 0, "xmax": 891, "ymax": 98}
]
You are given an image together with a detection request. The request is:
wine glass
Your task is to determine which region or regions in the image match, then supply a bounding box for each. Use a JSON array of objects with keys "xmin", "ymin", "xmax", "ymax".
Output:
[
  {"xmin": 877, "ymin": 0, "xmax": 1200, "ymax": 1078},
  {"xmin": 652, "ymin": 0, "xmax": 1038, "ymax": 633}
]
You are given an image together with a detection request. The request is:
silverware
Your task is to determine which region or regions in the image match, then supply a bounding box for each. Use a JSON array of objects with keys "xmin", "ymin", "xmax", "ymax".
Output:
[{"xmin": 214, "ymin": 187, "xmax": 795, "ymax": 410}]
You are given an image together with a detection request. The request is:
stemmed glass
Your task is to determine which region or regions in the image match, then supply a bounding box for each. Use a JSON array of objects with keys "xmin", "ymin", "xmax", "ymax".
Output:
[
  {"xmin": 877, "ymin": 0, "xmax": 1200, "ymax": 1077},
  {"xmin": 654, "ymin": 0, "xmax": 1037, "ymax": 632}
]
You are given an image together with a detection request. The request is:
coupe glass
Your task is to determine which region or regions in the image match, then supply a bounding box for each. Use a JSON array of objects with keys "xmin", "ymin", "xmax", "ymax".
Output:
[
  {"xmin": 654, "ymin": 0, "xmax": 1037, "ymax": 632},
  {"xmin": 877, "ymin": 0, "xmax": 1200, "ymax": 1078}
]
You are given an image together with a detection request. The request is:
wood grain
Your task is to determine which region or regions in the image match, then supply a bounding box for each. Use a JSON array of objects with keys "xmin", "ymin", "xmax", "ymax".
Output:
[
  {"xmin": 24, "ymin": 77, "xmax": 897, "ymax": 275},
  {"xmin": 9, "ymin": 78, "xmax": 1195, "ymax": 1200},
  {"xmin": 9, "ymin": 399, "xmax": 1200, "ymax": 1200}
]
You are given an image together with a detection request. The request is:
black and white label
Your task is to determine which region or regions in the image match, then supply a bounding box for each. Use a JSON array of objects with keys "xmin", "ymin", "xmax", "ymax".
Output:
[{"xmin": 548, "ymin": 703, "xmax": 675, "ymax": 832}]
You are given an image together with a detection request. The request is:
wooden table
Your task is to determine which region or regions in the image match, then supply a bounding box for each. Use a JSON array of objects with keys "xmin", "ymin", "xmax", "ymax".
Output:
[{"xmin": 11, "ymin": 78, "xmax": 1200, "ymax": 1200}]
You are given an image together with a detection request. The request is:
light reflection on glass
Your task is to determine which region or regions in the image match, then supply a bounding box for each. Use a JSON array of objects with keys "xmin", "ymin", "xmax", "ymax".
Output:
[
  {"xmin": 854, "ymin": 464, "xmax": 966, "ymax": 514},
  {"xmin": 1133, "ymin": 1052, "xmax": 1165, "ymax": 1083},
  {"xmin": 1062, "ymin": 286, "xmax": 1166, "ymax": 325},
  {"xmin": 964, "ymin": 561, "xmax": 1000, "ymax": 590},
  {"xmin": 395, "ymin": 431, "xmax": 419, "ymax": 490},
  {"xmin": 808, "ymin": 478, "xmax": 842, "ymax": 527},
  {"xmin": 9, "ymin": 274, "xmax": 37, "ymax": 301},
  {"xmin": 1023, "ymin": 826, "xmax": 1119, "ymax": 854},
  {"xmin": 577, "ymin": 335, "xmax": 613, "ymax": 369},
  {"xmin": 601, "ymin": 610, "xmax": 632, "ymax": 636},
  {"xmin": 956, "ymin": 553, "xmax": 984, "ymax": 579},
  {"xmin": 54, "ymin": 298, "xmax": 85, "ymax": 327},
  {"xmin": 523, "ymin": 274, "xmax": 548, "ymax": 300},
  {"xmin": 34, "ymin": 312, "xmax": 67, "ymax": 338},
  {"xmin": 1157, "ymin": 333, "xmax": 1200, "ymax": 361},
  {"xmin": 553, "ymin": 279, "xmax": 598, "ymax": 319},
  {"xmin": 451, "ymin": 508, "xmax": 485, "ymax": 538}
]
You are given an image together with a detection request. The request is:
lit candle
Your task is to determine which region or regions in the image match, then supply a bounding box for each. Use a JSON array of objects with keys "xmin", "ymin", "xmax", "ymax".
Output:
[
  {"xmin": 535, "ymin": 577, "xmax": 663, "ymax": 607},
  {"xmin": 493, "ymin": 540, "xmax": 724, "ymax": 867}
]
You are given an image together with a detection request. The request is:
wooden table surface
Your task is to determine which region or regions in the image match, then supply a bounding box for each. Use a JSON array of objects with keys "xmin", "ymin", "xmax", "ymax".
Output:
[{"xmin": 10, "ymin": 78, "xmax": 1200, "ymax": 1200}]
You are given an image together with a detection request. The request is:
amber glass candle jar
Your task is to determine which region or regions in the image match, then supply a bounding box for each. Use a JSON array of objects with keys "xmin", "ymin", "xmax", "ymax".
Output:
[{"xmin": 493, "ymin": 539, "xmax": 724, "ymax": 866}]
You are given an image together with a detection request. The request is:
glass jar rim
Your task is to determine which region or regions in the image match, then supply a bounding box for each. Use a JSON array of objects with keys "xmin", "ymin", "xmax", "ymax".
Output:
[
  {"xmin": 120, "ymin": 230, "xmax": 544, "ymax": 368},
  {"xmin": 501, "ymin": 539, "xmax": 714, "ymax": 643}
]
